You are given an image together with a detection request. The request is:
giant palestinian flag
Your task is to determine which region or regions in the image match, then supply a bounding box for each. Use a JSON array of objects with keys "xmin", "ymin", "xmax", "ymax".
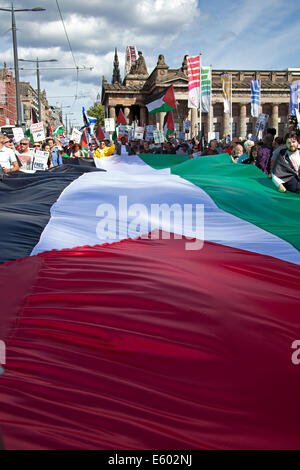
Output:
[{"xmin": 0, "ymin": 155, "xmax": 300, "ymax": 450}]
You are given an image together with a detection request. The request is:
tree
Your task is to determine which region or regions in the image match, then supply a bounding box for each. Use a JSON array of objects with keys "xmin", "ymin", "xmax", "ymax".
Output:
[{"xmin": 86, "ymin": 104, "xmax": 105, "ymax": 127}]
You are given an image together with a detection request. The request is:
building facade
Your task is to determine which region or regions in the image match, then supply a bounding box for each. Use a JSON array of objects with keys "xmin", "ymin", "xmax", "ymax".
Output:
[
  {"xmin": 102, "ymin": 51, "xmax": 300, "ymax": 139},
  {"xmin": 0, "ymin": 67, "xmax": 17, "ymax": 127}
]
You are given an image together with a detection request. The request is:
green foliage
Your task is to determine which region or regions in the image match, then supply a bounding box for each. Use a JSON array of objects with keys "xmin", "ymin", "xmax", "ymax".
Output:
[{"xmin": 86, "ymin": 104, "xmax": 105, "ymax": 127}]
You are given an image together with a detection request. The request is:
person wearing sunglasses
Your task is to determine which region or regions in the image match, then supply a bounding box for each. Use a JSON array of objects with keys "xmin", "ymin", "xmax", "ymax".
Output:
[
  {"xmin": 0, "ymin": 132, "xmax": 19, "ymax": 173},
  {"xmin": 16, "ymin": 138, "xmax": 34, "ymax": 170}
]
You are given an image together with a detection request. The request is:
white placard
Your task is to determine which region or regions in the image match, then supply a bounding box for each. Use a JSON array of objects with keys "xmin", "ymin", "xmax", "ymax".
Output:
[
  {"xmin": 12, "ymin": 127, "xmax": 24, "ymax": 142},
  {"xmin": 32, "ymin": 150, "xmax": 49, "ymax": 171},
  {"xmin": 134, "ymin": 131, "xmax": 144, "ymax": 140},
  {"xmin": 71, "ymin": 128, "xmax": 82, "ymax": 144},
  {"xmin": 208, "ymin": 132, "xmax": 219, "ymax": 141},
  {"xmin": 31, "ymin": 122, "xmax": 45, "ymax": 142},
  {"xmin": 104, "ymin": 118, "xmax": 115, "ymax": 132},
  {"xmin": 153, "ymin": 130, "xmax": 165, "ymax": 144}
]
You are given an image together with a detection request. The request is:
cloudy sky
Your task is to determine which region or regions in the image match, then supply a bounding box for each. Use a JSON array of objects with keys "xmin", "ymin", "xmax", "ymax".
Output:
[{"xmin": 1, "ymin": 0, "xmax": 299, "ymax": 127}]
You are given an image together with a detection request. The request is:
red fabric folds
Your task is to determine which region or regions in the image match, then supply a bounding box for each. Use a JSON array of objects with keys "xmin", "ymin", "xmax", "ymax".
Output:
[{"xmin": 0, "ymin": 234, "xmax": 299, "ymax": 450}]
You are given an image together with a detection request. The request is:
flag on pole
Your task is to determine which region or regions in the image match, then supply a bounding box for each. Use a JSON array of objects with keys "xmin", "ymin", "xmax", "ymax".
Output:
[
  {"xmin": 187, "ymin": 56, "xmax": 200, "ymax": 109},
  {"xmin": 96, "ymin": 125, "xmax": 105, "ymax": 141},
  {"xmin": 82, "ymin": 107, "xmax": 98, "ymax": 134},
  {"xmin": 112, "ymin": 109, "xmax": 127, "ymax": 143},
  {"xmin": 144, "ymin": 85, "xmax": 176, "ymax": 114},
  {"xmin": 251, "ymin": 80, "xmax": 261, "ymax": 117},
  {"xmin": 54, "ymin": 125, "xmax": 64, "ymax": 136},
  {"xmin": 289, "ymin": 82, "xmax": 299, "ymax": 116},
  {"xmin": 221, "ymin": 74, "xmax": 232, "ymax": 113},
  {"xmin": 201, "ymin": 66, "xmax": 211, "ymax": 113},
  {"xmin": 163, "ymin": 111, "xmax": 174, "ymax": 140},
  {"xmin": 80, "ymin": 129, "xmax": 89, "ymax": 157}
]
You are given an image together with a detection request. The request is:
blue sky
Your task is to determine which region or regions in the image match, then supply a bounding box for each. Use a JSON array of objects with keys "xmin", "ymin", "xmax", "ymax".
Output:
[{"xmin": 0, "ymin": 0, "xmax": 299, "ymax": 126}]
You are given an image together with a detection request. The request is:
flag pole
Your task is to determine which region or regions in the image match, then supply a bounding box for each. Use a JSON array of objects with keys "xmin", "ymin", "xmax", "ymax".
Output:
[
  {"xmin": 209, "ymin": 64, "xmax": 213, "ymax": 137},
  {"xmin": 230, "ymin": 73, "xmax": 233, "ymax": 141},
  {"xmin": 199, "ymin": 52, "xmax": 202, "ymax": 141}
]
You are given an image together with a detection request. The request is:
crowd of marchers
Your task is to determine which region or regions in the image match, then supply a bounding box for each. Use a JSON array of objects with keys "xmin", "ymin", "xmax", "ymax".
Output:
[{"xmin": 0, "ymin": 126, "xmax": 299, "ymax": 194}]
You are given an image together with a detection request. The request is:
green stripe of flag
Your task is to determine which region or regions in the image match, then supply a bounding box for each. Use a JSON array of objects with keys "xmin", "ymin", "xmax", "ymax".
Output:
[{"xmin": 138, "ymin": 153, "xmax": 300, "ymax": 252}]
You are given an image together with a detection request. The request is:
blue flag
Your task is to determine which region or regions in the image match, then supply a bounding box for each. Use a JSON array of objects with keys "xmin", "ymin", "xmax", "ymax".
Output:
[
  {"xmin": 251, "ymin": 80, "xmax": 260, "ymax": 118},
  {"xmin": 290, "ymin": 82, "xmax": 299, "ymax": 116}
]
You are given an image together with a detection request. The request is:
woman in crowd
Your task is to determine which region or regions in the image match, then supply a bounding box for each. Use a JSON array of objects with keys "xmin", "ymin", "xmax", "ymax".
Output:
[
  {"xmin": 69, "ymin": 143, "xmax": 85, "ymax": 158},
  {"xmin": 231, "ymin": 144, "xmax": 244, "ymax": 163},
  {"xmin": 42, "ymin": 142, "xmax": 53, "ymax": 168},
  {"xmin": 237, "ymin": 140, "xmax": 254, "ymax": 164}
]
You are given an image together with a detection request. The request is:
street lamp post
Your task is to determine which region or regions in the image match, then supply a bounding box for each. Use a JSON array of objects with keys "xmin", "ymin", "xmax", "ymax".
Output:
[
  {"xmin": 0, "ymin": 5, "xmax": 45, "ymax": 126},
  {"xmin": 19, "ymin": 58, "xmax": 57, "ymax": 121}
]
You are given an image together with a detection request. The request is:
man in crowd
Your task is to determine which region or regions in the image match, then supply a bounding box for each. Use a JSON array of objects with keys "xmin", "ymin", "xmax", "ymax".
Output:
[
  {"xmin": 202, "ymin": 139, "xmax": 219, "ymax": 156},
  {"xmin": 115, "ymin": 136, "xmax": 134, "ymax": 156},
  {"xmin": 16, "ymin": 138, "xmax": 33, "ymax": 170},
  {"xmin": 0, "ymin": 132, "xmax": 19, "ymax": 173},
  {"xmin": 256, "ymin": 134, "xmax": 274, "ymax": 174},
  {"xmin": 47, "ymin": 137, "xmax": 62, "ymax": 166},
  {"xmin": 272, "ymin": 131, "xmax": 300, "ymax": 193}
]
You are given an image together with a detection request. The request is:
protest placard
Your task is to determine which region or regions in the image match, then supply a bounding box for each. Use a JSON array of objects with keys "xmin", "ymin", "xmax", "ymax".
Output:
[
  {"xmin": 71, "ymin": 128, "xmax": 82, "ymax": 144},
  {"xmin": 153, "ymin": 130, "xmax": 165, "ymax": 144},
  {"xmin": 32, "ymin": 150, "xmax": 49, "ymax": 171},
  {"xmin": 178, "ymin": 131, "xmax": 185, "ymax": 141},
  {"xmin": 184, "ymin": 120, "xmax": 192, "ymax": 130},
  {"xmin": 31, "ymin": 122, "xmax": 45, "ymax": 142},
  {"xmin": 134, "ymin": 126, "xmax": 144, "ymax": 140},
  {"xmin": 104, "ymin": 118, "xmax": 115, "ymax": 132},
  {"xmin": 255, "ymin": 113, "xmax": 269, "ymax": 133},
  {"xmin": 12, "ymin": 127, "xmax": 24, "ymax": 142}
]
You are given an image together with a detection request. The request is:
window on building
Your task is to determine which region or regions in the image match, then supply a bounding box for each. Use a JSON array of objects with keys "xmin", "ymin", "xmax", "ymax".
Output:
[
  {"xmin": 232, "ymin": 122, "xmax": 237, "ymax": 138},
  {"xmin": 213, "ymin": 123, "xmax": 220, "ymax": 133},
  {"xmin": 246, "ymin": 122, "xmax": 253, "ymax": 136}
]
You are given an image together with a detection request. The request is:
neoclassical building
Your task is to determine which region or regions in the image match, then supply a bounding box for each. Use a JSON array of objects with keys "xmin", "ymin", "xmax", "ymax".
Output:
[{"xmin": 101, "ymin": 50, "xmax": 300, "ymax": 139}]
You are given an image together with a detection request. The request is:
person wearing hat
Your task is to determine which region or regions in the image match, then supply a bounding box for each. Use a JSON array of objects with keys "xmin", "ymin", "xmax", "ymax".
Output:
[{"xmin": 93, "ymin": 140, "xmax": 115, "ymax": 159}]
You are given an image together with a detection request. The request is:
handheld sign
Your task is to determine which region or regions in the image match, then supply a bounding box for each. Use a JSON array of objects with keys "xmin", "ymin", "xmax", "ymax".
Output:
[
  {"xmin": 12, "ymin": 127, "xmax": 24, "ymax": 142},
  {"xmin": 71, "ymin": 128, "xmax": 82, "ymax": 144},
  {"xmin": 31, "ymin": 122, "xmax": 45, "ymax": 142},
  {"xmin": 32, "ymin": 150, "xmax": 49, "ymax": 171},
  {"xmin": 104, "ymin": 118, "xmax": 115, "ymax": 132},
  {"xmin": 255, "ymin": 113, "xmax": 269, "ymax": 133}
]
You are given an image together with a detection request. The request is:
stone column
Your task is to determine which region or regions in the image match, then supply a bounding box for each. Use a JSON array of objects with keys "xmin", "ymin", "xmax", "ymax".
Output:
[
  {"xmin": 140, "ymin": 106, "xmax": 147, "ymax": 126},
  {"xmin": 223, "ymin": 108, "xmax": 230, "ymax": 138},
  {"xmin": 159, "ymin": 112, "xmax": 166, "ymax": 131},
  {"xmin": 191, "ymin": 108, "xmax": 198, "ymax": 139},
  {"xmin": 109, "ymin": 106, "xmax": 116, "ymax": 120},
  {"xmin": 272, "ymin": 104, "xmax": 279, "ymax": 135},
  {"xmin": 239, "ymin": 104, "xmax": 247, "ymax": 139},
  {"xmin": 124, "ymin": 106, "xmax": 130, "ymax": 124}
]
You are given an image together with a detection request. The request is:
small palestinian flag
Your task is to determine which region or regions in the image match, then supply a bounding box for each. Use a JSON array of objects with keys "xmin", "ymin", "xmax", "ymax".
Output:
[
  {"xmin": 112, "ymin": 109, "xmax": 127, "ymax": 143},
  {"xmin": 96, "ymin": 125, "xmax": 105, "ymax": 141},
  {"xmin": 54, "ymin": 126, "xmax": 64, "ymax": 136},
  {"xmin": 80, "ymin": 129, "xmax": 89, "ymax": 157},
  {"xmin": 163, "ymin": 111, "xmax": 174, "ymax": 141},
  {"xmin": 144, "ymin": 85, "xmax": 176, "ymax": 114}
]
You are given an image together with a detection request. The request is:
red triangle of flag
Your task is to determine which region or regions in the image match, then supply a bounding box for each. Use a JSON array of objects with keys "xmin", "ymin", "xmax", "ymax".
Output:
[
  {"xmin": 167, "ymin": 111, "xmax": 174, "ymax": 132},
  {"xmin": 162, "ymin": 85, "xmax": 176, "ymax": 109},
  {"xmin": 96, "ymin": 125, "xmax": 105, "ymax": 141},
  {"xmin": 80, "ymin": 129, "xmax": 89, "ymax": 149},
  {"xmin": 116, "ymin": 109, "xmax": 127, "ymax": 125}
]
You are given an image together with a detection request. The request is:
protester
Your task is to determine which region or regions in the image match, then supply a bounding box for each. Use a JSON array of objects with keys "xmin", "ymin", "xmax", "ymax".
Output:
[
  {"xmin": 255, "ymin": 134, "xmax": 273, "ymax": 174},
  {"xmin": 47, "ymin": 138, "xmax": 62, "ymax": 167},
  {"xmin": 271, "ymin": 131, "xmax": 300, "ymax": 193},
  {"xmin": 202, "ymin": 139, "xmax": 219, "ymax": 156},
  {"xmin": 115, "ymin": 136, "xmax": 134, "ymax": 156},
  {"xmin": 237, "ymin": 140, "xmax": 254, "ymax": 164},
  {"xmin": 0, "ymin": 132, "xmax": 19, "ymax": 173},
  {"xmin": 140, "ymin": 141, "xmax": 152, "ymax": 154},
  {"xmin": 231, "ymin": 144, "xmax": 244, "ymax": 163},
  {"xmin": 176, "ymin": 143, "xmax": 190, "ymax": 155},
  {"xmin": 16, "ymin": 138, "xmax": 34, "ymax": 170},
  {"xmin": 93, "ymin": 140, "xmax": 115, "ymax": 159},
  {"xmin": 88, "ymin": 142, "xmax": 98, "ymax": 158},
  {"xmin": 69, "ymin": 143, "xmax": 85, "ymax": 158},
  {"xmin": 223, "ymin": 137, "xmax": 240, "ymax": 156},
  {"xmin": 42, "ymin": 142, "xmax": 52, "ymax": 168}
]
